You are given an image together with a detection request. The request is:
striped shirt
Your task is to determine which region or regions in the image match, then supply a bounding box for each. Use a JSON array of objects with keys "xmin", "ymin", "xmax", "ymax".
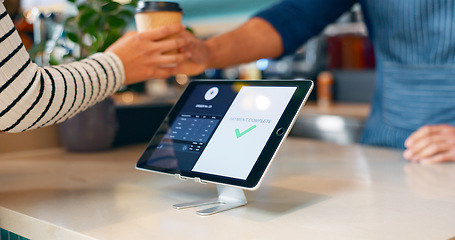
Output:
[{"xmin": 0, "ymin": 3, "xmax": 125, "ymax": 133}]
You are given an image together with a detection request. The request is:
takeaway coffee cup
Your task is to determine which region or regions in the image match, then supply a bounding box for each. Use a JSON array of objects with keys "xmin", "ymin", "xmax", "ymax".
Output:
[
  {"xmin": 135, "ymin": 1, "xmax": 183, "ymax": 33},
  {"xmin": 135, "ymin": 1, "xmax": 182, "ymax": 55}
]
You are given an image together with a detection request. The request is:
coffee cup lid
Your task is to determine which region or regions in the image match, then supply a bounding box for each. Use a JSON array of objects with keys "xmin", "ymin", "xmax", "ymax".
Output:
[{"xmin": 136, "ymin": 1, "xmax": 182, "ymax": 13}]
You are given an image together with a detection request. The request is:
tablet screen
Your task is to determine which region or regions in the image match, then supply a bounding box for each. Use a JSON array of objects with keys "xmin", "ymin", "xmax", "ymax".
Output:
[{"xmin": 136, "ymin": 80, "xmax": 313, "ymax": 189}]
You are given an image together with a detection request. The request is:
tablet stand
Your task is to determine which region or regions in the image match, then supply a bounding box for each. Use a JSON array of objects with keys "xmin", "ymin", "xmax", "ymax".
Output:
[{"xmin": 173, "ymin": 185, "xmax": 247, "ymax": 216}]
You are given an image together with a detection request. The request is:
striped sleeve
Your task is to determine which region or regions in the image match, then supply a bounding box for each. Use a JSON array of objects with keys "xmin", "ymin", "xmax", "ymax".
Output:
[{"xmin": 0, "ymin": 3, "xmax": 125, "ymax": 133}]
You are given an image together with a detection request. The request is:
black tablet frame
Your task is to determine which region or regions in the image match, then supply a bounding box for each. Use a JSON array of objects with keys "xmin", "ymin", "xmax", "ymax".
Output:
[{"xmin": 136, "ymin": 79, "xmax": 313, "ymax": 190}]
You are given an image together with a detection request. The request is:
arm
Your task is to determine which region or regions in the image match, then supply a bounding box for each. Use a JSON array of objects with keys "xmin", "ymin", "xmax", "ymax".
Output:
[
  {"xmin": 205, "ymin": 17, "xmax": 283, "ymax": 69},
  {"xmin": 0, "ymin": 3, "xmax": 189, "ymax": 133},
  {"xmin": 173, "ymin": 0, "xmax": 356, "ymax": 76},
  {"xmin": 0, "ymin": 4, "xmax": 104, "ymax": 133},
  {"xmin": 171, "ymin": 17, "xmax": 282, "ymax": 76}
]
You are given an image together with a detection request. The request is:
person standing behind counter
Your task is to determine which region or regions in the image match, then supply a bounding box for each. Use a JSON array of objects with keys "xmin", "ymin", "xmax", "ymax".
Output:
[
  {"xmin": 172, "ymin": 0, "xmax": 455, "ymax": 164},
  {"xmin": 0, "ymin": 1, "xmax": 191, "ymax": 133}
]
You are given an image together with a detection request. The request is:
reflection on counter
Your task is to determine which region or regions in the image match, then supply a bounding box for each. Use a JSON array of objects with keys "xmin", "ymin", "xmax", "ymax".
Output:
[
  {"xmin": 405, "ymin": 164, "xmax": 455, "ymax": 199},
  {"xmin": 290, "ymin": 102, "xmax": 370, "ymax": 145},
  {"xmin": 290, "ymin": 113, "xmax": 365, "ymax": 145}
]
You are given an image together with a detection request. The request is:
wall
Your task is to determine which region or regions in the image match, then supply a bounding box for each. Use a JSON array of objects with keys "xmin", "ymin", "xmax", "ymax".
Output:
[{"xmin": 175, "ymin": 0, "xmax": 280, "ymax": 37}]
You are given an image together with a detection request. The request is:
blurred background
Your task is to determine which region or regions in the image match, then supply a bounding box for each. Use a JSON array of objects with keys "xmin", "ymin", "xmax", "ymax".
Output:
[{"xmin": 0, "ymin": 0, "xmax": 374, "ymax": 153}]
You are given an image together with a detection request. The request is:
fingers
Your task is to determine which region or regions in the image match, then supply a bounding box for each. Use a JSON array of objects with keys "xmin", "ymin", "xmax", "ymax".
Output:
[
  {"xmin": 404, "ymin": 125, "xmax": 443, "ymax": 161},
  {"xmin": 404, "ymin": 134, "xmax": 446, "ymax": 160},
  {"xmin": 422, "ymin": 153, "xmax": 447, "ymax": 164},
  {"xmin": 152, "ymin": 37, "xmax": 190, "ymax": 54},
  {"xmin": 123, "ymin": 31, "xmax": 137, "ymax": 37},
  {"xmin": 403, "ymin": 124, "xmax": 455, "ymax": 164},
  {"xmin": 139, "ymin": 53, "xmax": 191, "ymax": 78},
  {"xmin": 138, "ymin": 24, "xmax": 186, "ymax": 41},
  {"xmin": 419, "ymin": 151, "xmax": 454, "ymax": 164},
  {"xmin": 160, "ymin": 52, "xmax": 192, "ymax": 65},
  {"xmin": 179, "ymin": 30, "xmax": 199, "ymax": 47},
  {"xmin": 407, "ymin": 140, "xmax": 448, "ymax": 162},
  {"xmin": 405, "ymin": 125, "xmax": 440, "ymax": 148},
  {"xmin": 144, "ymin": 52, "xmax": 191, "ymax": 67},
  {"xmin": 116, "ymin": 25, "xmax": 195, "ymax": 83}
]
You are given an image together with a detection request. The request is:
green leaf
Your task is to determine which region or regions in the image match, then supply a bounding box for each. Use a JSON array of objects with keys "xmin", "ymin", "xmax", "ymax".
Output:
[
  {"xmin": 60, "ymin": 0, "xmax": 135, "ymax": 59},
  {"xmin": 64, "ymin": 16, "xmax": 77, "ymax": 28},
  {"xmin": 77, "ymin": 4, "xmax": 91, "ymax": 12},
  {"xmin": 62, "ymin": 53, "xmax": 75, "ymax": 60},
  {"xmin": 49, "ymin": 54, "xmax": 60, "ymax": 65},
  {"xmin": 186, "ymin": 26, "xmax": 195, "ymax": 34},
  {"xmin": 117, "ymin": 9, "xmax": 133, "ymax": 19},
  {"xmin": 85, "ymin": 25, "xmax": 98, "ymax": 37},
  {"xmin": 27, "ymin": 41, "xmax": 46, "ymax": 59},
  {"xmin": 65, "ymin": 16, "xmax": 76, "ymax": 23},
  {"xmin": 96, "ymin": 15, "xmax": 107, "ymax": 32},
  {"xmin": 106, "ymin": 15, "xmax": 126, "ymax": 28},
  {"xmin": 99, "ymin": 0, "xmax": 112, "ymax": 5},
  {"xmin": 128, "ymin": 0, "xmax": 139, "ymax": 7},
  {"xmin": 100, "ymin": 31, "xmax": 121, "ymax": 52},
  {"xmin": 101, "ymin": 2, "xmax": 121, "ymax": 12},
  {"xmin": 78, "ymin": 9, "xmax": 97, "ymax": 29},
  {"xmin": 89, "ymin": 14, "xmax": 100, "ymax": 27},
  {"xmin": 66, "ymin": 32, "xmax": 79, "ymax": 44}
]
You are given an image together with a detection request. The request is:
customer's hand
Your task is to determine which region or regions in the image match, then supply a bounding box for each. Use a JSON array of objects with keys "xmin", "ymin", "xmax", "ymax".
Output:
[
  {"xmin": 403, "ymin": 124, "xmax": 455, "ymax": 164},
  {"xmin": 171, "ymin": 30, "xmax": 211, "ymax": 76},
  {"xmin": 106, "ymin": 24, "xmax": 191, "ymax": 85}
]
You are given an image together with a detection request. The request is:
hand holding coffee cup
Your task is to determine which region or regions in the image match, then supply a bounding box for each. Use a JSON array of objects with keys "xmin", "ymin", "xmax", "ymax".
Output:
[{"xmin": 135, "ymin": 1, "xmax": 183, "ymax": 55}]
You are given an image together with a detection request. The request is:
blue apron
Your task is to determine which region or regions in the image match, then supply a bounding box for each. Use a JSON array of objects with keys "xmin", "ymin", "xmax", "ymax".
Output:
[{"xmin": 359, "ymin": 0, "xmax": 455, "ymax": 149}]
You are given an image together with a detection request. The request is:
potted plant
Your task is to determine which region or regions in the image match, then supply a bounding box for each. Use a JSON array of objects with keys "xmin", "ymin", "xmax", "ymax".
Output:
[
  {"xmin": 57, "ymin": 0, "xmax": 138, "ymax": 152},
  {"xmin": 64, "ymin": 0, "xmax": 138, "ymax": 59}
]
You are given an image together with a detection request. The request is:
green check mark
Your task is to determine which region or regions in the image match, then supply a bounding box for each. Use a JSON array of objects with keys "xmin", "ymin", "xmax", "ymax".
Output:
[{"xmin": 235, "ymin": 125, "xmax": 257, "ymax": 139}]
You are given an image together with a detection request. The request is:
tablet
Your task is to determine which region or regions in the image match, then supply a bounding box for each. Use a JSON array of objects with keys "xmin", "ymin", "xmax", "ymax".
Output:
[{"xmin": 136, "ymin": 79, "xmax": 313, "ymax": 190}]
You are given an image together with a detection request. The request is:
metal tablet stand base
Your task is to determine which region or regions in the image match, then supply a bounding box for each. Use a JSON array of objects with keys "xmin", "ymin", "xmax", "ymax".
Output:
[{"xmin": 173, "ymin": 185, "xmax": 247, "ymax": 216}]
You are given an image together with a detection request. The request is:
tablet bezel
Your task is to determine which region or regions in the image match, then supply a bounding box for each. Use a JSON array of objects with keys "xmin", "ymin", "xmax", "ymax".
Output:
[{"xmin": 136, "ymin": 79, "xmax": 313, "ymax": 190}]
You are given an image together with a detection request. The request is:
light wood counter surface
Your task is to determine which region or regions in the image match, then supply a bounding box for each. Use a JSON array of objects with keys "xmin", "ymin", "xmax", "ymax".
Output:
[{"xmin": 1, "ymin": 138, "xmax": 454, "ymax": 240}]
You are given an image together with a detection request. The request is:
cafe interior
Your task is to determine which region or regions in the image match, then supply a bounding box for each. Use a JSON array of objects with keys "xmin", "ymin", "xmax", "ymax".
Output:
[{"xmin": 0, "ymin": 0, "xmax": 454, "ymax": 239}]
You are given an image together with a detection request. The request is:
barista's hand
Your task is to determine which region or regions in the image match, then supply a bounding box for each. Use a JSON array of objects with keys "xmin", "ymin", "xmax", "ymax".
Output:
[
  {"xmin": 403, "ymin": 124, "xmax": 455, "ymax": 164},
  {"xmin": 106, "ymin": 24, "xmax": 191, "ymax": 85},
  {"xmin": 171, "ymin": 30, "xmax": 210, "ymax": 76}
]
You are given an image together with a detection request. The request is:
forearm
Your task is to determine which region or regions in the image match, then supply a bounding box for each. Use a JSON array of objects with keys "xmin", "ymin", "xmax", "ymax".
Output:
[
  {"xmin": 0, "ymin": 3, "xmax": 125, "ymax": 132},
  {"xmin": 0, "ymin": 53, "xmax": 124, "ymax": 133},
  {"xmin": 204, "ymin": 17, "xmax": 283, "ymax": 69}
]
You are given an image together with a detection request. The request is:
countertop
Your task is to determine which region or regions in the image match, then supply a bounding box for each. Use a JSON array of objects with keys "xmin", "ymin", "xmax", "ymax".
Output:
[{"xmin": 1, "ymin": 138, "xmax": 455, "ymax": 240}]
